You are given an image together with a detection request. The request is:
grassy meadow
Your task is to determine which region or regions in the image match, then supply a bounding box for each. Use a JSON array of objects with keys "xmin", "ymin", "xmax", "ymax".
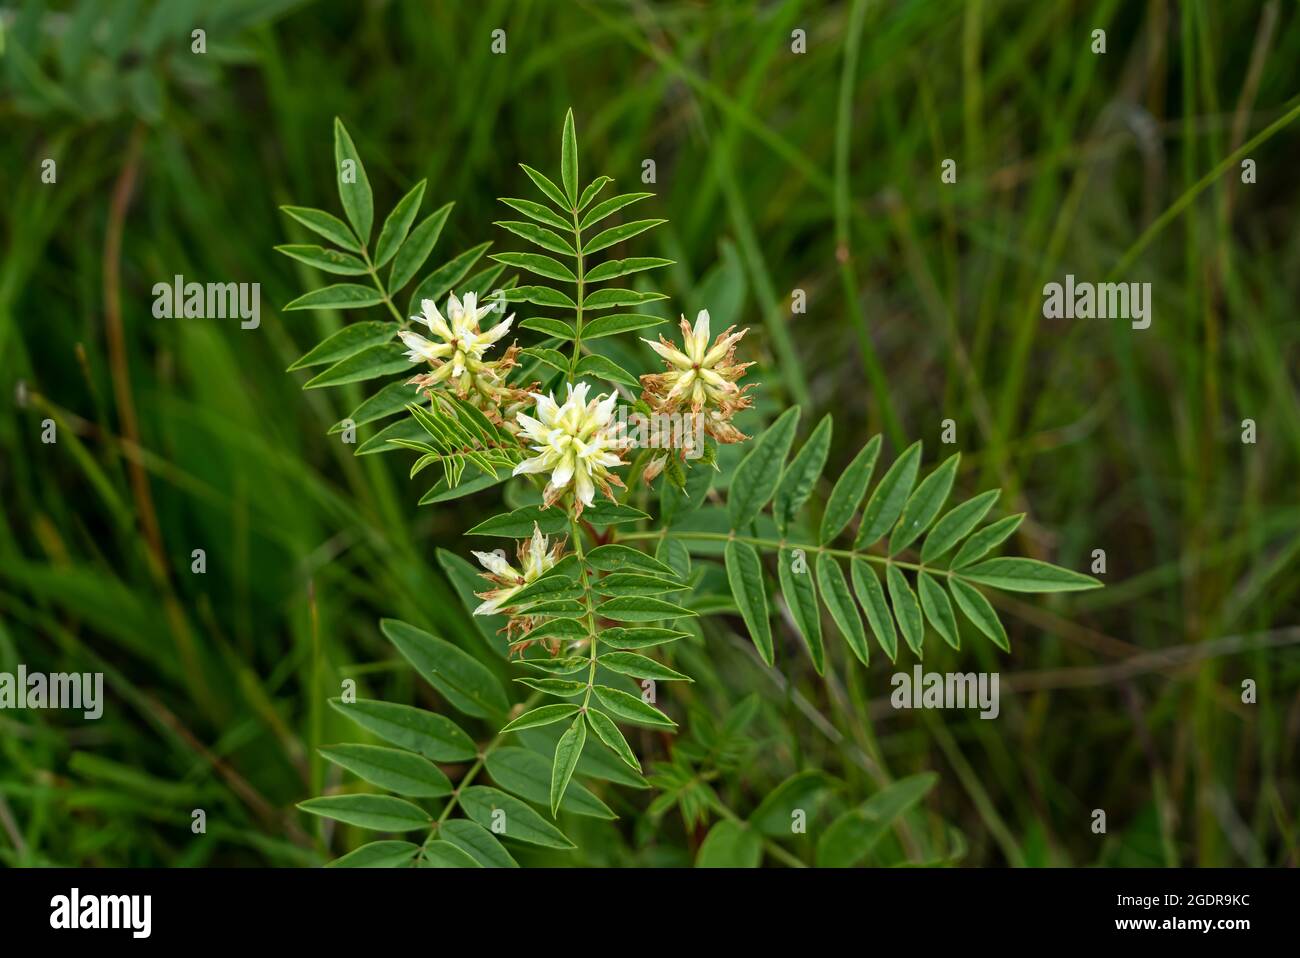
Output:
[{"xmin": 1, "ymin": 0, "xmax": 1298, "ymax": 867}]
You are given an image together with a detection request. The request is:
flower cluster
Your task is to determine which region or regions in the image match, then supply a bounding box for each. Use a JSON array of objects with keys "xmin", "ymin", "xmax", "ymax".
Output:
[
  {"xmin": 512, "ymin": 382, "xmax": 632, "ymax": 512},
  {"xmin": 401, "ymin": 292, "xmax": 534, "ymax": 423},
  {"xmin": 471, "ymin": 523, "xmax": 567, "ymax": 652},
  {"xmin": 638, "ymin": 309, "xmax": 755, "ymax": 479}
]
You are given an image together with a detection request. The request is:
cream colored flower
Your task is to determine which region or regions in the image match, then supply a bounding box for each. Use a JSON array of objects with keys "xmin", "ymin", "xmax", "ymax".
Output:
[
  {"xmin": 471, "ymin": 523, "xmax": 564, "ymax": 616},
  {"xmin": 512, "ymin": 382, "xmax": 630, "ymax": 510},
  {"xmin": 399, "ymin": 292, "xmax": 514, "ymax": 378},
  {"xmin": 641, "ymin": 309, "xmax": 754, "ymax": 443},
  {"xmin": 403, "ymin": 291, "xmax": 534, "ymax": 420}
]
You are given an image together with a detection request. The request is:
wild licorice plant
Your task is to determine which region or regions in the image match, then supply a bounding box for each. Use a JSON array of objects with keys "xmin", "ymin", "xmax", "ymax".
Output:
[{"xmin": 282, "ymin": 112, "xmax": 1100, "ymax": 867}]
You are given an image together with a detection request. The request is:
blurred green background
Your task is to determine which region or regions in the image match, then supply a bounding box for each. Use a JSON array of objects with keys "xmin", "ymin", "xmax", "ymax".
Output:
[{"xmin": 2, "ymin": 0, "xmax": 1298, "ymax": 867}]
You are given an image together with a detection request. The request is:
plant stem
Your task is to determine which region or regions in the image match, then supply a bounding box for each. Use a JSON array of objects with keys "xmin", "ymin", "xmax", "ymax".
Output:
[
  {"xmin": 360, "ymin": 245, "xmax": 406, "ymax": 323},
  {"xmin": 567, "ymin": 504, "xmax": 601, "ymax": 709},
  {"xmin": 417, "ymin": 690, "xmax": 544, "ymax": 860},
  {"xmin": 568, "ymin": 204, "xmax": 586, "ymax": 378}
]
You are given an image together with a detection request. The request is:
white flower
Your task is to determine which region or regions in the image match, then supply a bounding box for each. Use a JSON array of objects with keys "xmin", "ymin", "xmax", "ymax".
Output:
[
  {"xmin": 471, "ymin": 523, "xmax": 562, "ymax": 616},
  {"xmin": 512, "ymin": 382, "xmax": 630, "ymax": 510},
  {"xmin": 399, "ymin": 291, "xmax": 514, "ymax": 378}
]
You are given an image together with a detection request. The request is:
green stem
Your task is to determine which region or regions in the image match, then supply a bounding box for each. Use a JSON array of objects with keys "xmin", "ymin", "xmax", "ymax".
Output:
[
  {"xmin": 567, "ymin": 504, "xmax": 601, "ymax": 709},
  {"xmin": 567, "ymin": 204, "xmax": 586, "ymax": 379},
  {"xmin": 359, "ymin": 245, "xmax": 406, "ymax": 324},
  {"xmin": 417, "ymin": 690, "xmax": 543, "ymax": 861}
]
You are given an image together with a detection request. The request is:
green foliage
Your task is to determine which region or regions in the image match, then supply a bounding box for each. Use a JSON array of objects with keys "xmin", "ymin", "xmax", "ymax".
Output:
[
  {"xmin": 276, "ymin": 118, "xmax": 494, "ymax": 451},
  {"xmin": 12, "ymin": 2, "xmax": 1294, "ymax": 871},
  {"xmin": 718, "ymin": 421, "xmax": 1100, "ymax": 664}
]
